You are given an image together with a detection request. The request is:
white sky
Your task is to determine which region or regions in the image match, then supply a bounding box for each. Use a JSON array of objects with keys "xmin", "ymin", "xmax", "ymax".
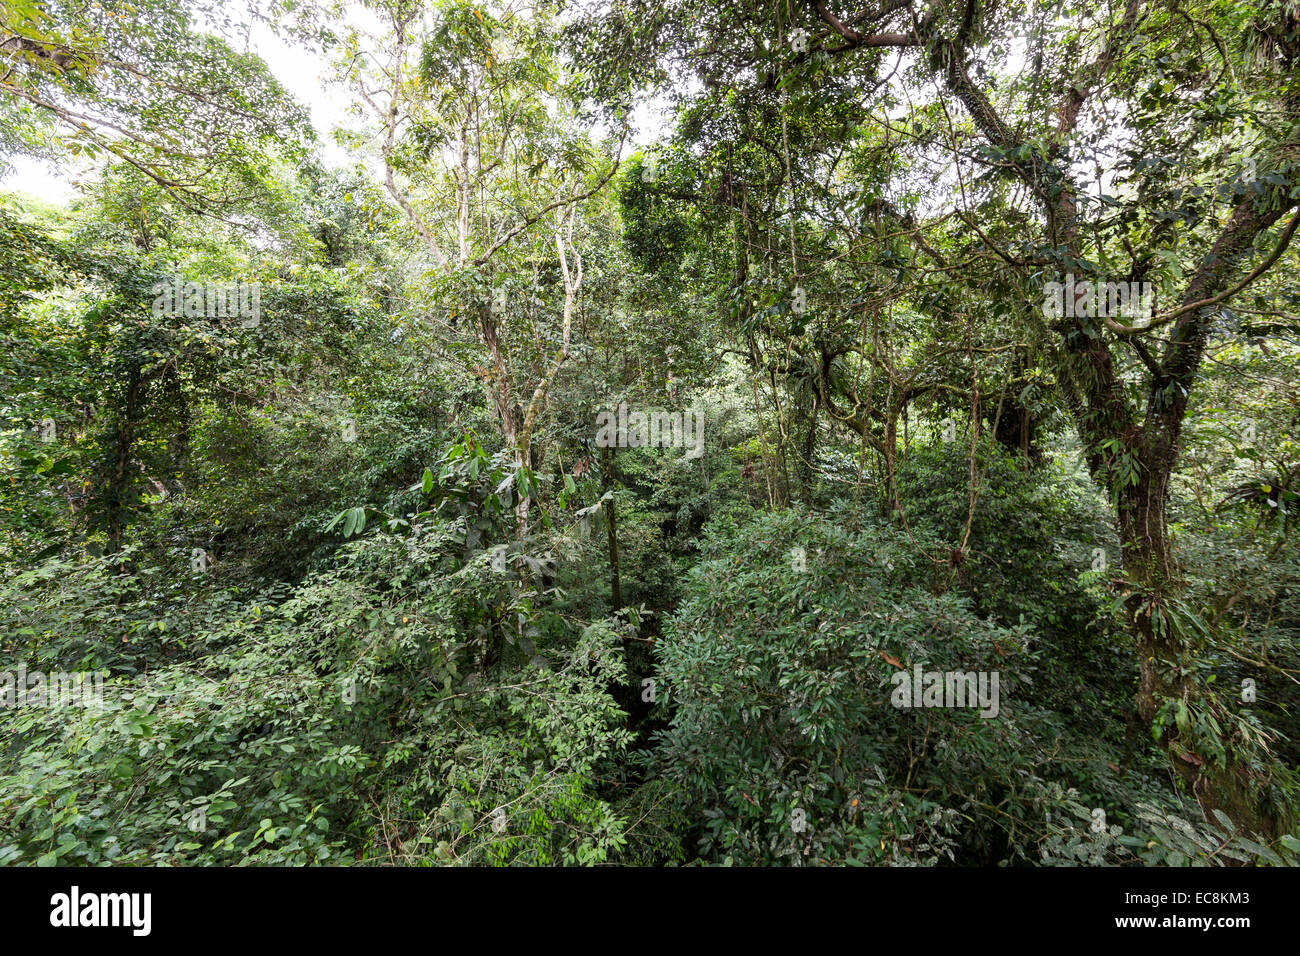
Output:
[
  {"xmin": 1, "ymin": 0, "xmax": 668, "ymax": 207},
  {"xmin": 1, "ymin": 5, "xmax": 353, "ymax": 205},
  {"xmin": 1, "ymin": 156, "xmax": 76, "ymax": 204}
]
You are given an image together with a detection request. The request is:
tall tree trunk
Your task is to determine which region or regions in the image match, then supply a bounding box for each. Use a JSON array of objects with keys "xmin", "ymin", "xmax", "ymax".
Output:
[
  {"xmin": 600, "ymin": 444, "xmax": 622, "ymax": 611},
  {"xmin": 105, "ymin": 365, "xmax": 142, "ymax": 557},
  {"xmin": 1116, "ymin": 464, "xmax": 1178, "ymax": 728},
  {"xmin": 515, "ymin": 216, "xmax": 582, "ymax": 540},
  {"xmin": 799, "ymin": 387, "xmax": 819, "ymax": 504}
]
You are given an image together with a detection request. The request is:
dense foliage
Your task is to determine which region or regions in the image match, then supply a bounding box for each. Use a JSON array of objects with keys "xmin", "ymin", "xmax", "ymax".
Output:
[{"xmin": 1, "ymin": 0, "xmax": 1298, "ymax": 866}]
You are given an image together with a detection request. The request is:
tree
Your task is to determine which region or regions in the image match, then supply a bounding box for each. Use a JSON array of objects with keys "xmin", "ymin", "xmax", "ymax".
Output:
[
  {"xmin": 335, "ymin": 0, "xmax": 621, "ymax": 537},
  {"xmin": 574, "ymin": 0, "xmax": 1300, "ymax": 828},
  {"xmin": 1, "ymin": 0, "xmax": 312, "ymax": 212}
]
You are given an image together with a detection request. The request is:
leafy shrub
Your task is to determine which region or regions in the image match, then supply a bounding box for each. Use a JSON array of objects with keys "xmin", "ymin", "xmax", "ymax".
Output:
[
  {"xmin": 0, "ymin": 500, "xmax": 634, "ymax": 864},
  {"xmin": 645, "ymin": 505, "xmax": 1050, "ymax": 864}
]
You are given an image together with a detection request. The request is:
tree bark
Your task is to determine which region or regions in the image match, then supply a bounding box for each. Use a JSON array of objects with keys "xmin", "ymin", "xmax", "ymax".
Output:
[{"xmin": 600, "ymin": 444, "xmax": 622, "ymax": 611}]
